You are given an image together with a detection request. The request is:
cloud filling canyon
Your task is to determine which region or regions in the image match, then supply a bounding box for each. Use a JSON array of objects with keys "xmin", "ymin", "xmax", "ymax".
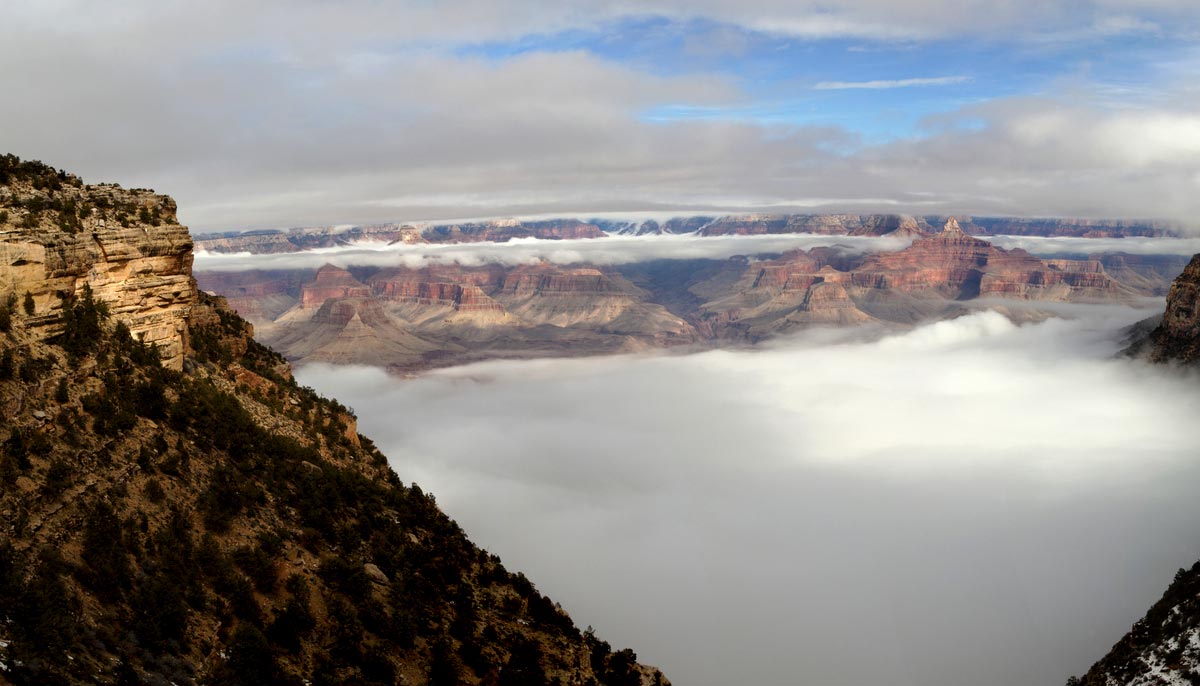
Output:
[{"xmin": 297, "ymin": 305, "xmax": 1200, "ymax": 686}]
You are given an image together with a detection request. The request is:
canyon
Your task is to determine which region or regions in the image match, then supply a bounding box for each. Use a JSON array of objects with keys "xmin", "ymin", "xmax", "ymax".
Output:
[{"xmin": 196, "ymin": 219, "xmax": 1190, "ymax": 371}]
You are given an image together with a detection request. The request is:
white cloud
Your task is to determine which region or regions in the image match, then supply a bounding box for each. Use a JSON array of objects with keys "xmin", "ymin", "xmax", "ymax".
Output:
[
  {"xmin": 296, "ymin": 305, "xmax": 1200, "ymax": 686},
  {"xmin": 192, "ymin": 233, "xmax": 914, "ymax": 272},
  {"xmin": 986, "ymin": 235, "xmax": 1200, "ymax": 256},
  {"xmin": 814, "ymin": 76, "xmax": 971, "ymax": 90}
]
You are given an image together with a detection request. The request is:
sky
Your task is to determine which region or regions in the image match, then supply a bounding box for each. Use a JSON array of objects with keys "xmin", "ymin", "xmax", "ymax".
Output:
[
  {"xmin": 3, "ymin": 1, "xmax": 1200, "ymax": 231},
  {"xmin": 297, "ymin": 306, "xmax": 1200, "ymax": 686}
]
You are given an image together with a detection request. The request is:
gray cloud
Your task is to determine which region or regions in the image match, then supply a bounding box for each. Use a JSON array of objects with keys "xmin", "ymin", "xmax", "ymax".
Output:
[
  {"xmin": 193, "ymin": 233, "xmax": 913, "ymax": 271},
  {"xmin": 3, "ymin": 3, "xmax": 1200, "ymax": 232},
  {"xmin": 297, "ymin": 305, "xmax": 1200, "ymax": 686}
]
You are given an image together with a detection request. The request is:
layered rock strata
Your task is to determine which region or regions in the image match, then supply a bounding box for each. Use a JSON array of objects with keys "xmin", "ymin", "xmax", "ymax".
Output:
[{"xmin": 1, "ymin": 161, "xmax": 196, "ymax": 368}]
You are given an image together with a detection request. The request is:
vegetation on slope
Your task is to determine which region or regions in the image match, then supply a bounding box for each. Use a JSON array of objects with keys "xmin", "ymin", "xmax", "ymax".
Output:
[{"xmin": 0, "ymin": 154, "xmax": 664, "ymax": 686}]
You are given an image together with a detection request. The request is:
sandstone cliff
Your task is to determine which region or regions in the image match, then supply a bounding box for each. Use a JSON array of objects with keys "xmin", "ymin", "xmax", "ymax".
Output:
[{"xmin": 0, "ymin": 155, "xmax": 196, "ymax": 369}]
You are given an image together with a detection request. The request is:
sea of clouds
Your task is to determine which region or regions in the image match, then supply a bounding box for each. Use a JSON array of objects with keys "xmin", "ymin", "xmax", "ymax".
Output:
[
  {"xmin": 194, "ymin": 232, "xmax": 1200, "ymax": 273},
  {"xmin": 297, "ymin": 304, "xmax": 1200, "ymax": 686}
]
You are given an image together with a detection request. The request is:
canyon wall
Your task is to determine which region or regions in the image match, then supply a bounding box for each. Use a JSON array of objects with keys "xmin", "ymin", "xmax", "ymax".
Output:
[{"xmin": 1, "ymin": 160, "xmax": 196, "ymax": 368}]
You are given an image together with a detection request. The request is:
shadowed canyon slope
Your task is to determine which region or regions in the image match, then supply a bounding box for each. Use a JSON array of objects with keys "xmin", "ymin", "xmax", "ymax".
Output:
[
  {"xmin": 0, "ymin": 156, "xmax": 666, "ymax": 686},
  {"xmin": 196, "ymin": 219, "xmax": 1188, "ymax": 371}
]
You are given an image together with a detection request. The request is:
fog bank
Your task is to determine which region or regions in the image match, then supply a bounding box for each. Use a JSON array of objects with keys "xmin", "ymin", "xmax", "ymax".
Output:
[
  {"xmin": 195, "ymin": 233, "xmax": 1200, "ymax": 274},
  {"xmin": 986, "ymin": 234, "xmax": 1200, "ymax": 257},
  {"xmin": 194, "ymin": 233, "xmax": 912, "ymax": 272},
  {"xmin": 297, "ymin": 306, "xmax": 1200, "ymax": 686}
]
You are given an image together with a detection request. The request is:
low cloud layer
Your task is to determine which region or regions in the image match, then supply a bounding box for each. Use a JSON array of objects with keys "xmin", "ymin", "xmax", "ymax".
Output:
[
  {"xmin": 194, "ymin": 232, "xmax": 1200, "ymax": 273},
  {"xmin": 193, "ymin": 233, "xmax": 913, "ymax": 271},
  {"xmin": 298, "ymin": 306, "xmax": 1200, "ymax": 686},
  {"xmin": 987, "ymin": 235, "xmax": 1200, "ymax": 257}
]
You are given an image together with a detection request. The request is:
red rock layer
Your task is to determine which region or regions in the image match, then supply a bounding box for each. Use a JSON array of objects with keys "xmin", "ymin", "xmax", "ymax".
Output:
[
  {"xmin": 301, "ymin": 264, "xmax": 371, "ymax": 307},
  {"xmin": 392, "ymin": 282, "xmax": 503, "ymax": 312},
  {"xmin": 499, "ymin": 265, "xmax": 623, "ymax": 297}
]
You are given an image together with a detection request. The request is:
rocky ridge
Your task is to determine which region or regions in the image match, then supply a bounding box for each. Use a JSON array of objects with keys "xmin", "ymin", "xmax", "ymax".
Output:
[
  {"xmin": 1136, "ymin": 254, "xmax": 1200, "ymax": 364},
  {"xmin": 0, "ymin": 156, "xmax": 667, "ymax": 686}
]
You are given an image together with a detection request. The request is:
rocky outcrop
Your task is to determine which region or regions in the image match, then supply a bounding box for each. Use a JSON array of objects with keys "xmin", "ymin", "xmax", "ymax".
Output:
[
  {"xmin": 0, "ymin": 157, "xmax": 196, "ymax": 368},
  {"xmin": 851, "ymin": 219, "xmax": 1132, "ymax": 300},
  {"xmin": 371, "ymin": 266, "xmax": 507, "ymax": 312},
  {"xmin": 1136, "ymin": 253, "xmax": 1200, "ymax": 364},
  {"xmin": 694, "ymin": 219, "xmax": 1142, "ymax": 338}
]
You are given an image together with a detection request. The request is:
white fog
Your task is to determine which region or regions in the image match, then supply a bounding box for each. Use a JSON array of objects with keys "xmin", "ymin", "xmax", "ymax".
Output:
[{"xmin": 296, "ymin": 305, "xmax": 1200, "ymax": 686}]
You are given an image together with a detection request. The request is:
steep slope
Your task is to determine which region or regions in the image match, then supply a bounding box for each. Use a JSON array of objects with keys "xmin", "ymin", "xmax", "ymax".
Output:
[
  {"xmin": 1076, "ymin": 562, "xmax": 1200, "ymax": 686},
  {"xmin": 0, "ymin": 156, "xmax": 666, "ymax": 686}
]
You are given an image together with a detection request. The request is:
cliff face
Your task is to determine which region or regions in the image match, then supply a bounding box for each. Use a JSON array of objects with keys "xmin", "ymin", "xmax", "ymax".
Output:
[
  {"xmin": 0, "ymin": 156, "xmax": 196, "ymax": 369},
  {"xmin": 0, "ymin": 156, "xmax": 666, "ymax": 686},
  {"xmin": 1140, "ymin": 254, "xmax": 1200, "ymax": 364}
]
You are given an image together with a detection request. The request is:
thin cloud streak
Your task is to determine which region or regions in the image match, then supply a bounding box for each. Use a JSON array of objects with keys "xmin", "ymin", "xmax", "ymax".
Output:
[
  {"xmin": 814, "ymin": 76, "xmax": 972, "ymax": 90},
  {"xmin": 296, "ymin": 306, "xmax": 1200, "ymax": 686}
]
